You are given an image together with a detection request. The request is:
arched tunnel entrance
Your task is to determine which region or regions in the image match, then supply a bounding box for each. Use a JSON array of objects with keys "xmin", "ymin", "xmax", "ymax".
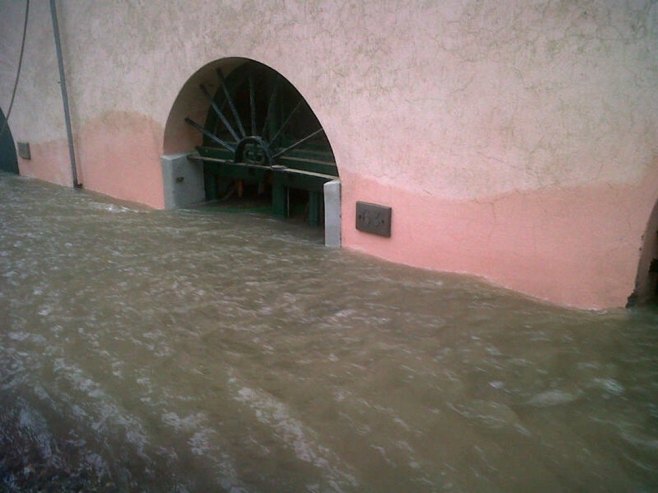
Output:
[
  {"xmin": 0, "ymin": 108, "xmax": 20, "ymax": 175},
  {"xmin": 164, "ymin": 59, "xmax": 339, "ymax": 240}
]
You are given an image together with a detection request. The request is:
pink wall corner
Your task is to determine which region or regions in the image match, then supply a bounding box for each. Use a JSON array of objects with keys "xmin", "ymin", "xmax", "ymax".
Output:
[
  {"xmin": 340, "ymin": 170, "xmax": 651, "ymax": 310},
  {"xmin": 76, "ymin": 111, "xmax": 165, "ymax": 209},
  {"xmin": 17, "ymin": 138, "xmax": 72, "ymax": 187}
]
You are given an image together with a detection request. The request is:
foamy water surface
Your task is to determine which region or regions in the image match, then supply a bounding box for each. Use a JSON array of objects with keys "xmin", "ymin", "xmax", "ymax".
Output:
[{"xmin": 1, "ymin": 174, "xmax": 657, "ymax": 491}]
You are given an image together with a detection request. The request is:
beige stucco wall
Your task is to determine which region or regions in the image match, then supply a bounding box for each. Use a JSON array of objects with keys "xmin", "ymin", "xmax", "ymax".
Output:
[
  {"xmin": 0, "ymin": 0, "xmax": 72, "ymax": 185},
  {"xmin": 1, "ymin": 0, "xmax": 657, "ymax": 309}
]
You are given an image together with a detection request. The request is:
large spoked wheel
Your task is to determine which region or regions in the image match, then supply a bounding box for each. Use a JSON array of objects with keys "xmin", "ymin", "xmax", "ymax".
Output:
[{"xmin": 185, "ymin": 61, "xmax": 338, "ymax": 226}]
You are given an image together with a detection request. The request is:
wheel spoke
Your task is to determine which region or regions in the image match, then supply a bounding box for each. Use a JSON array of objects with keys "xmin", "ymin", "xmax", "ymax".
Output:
[
  {"xmin": 261, "ymin": 75, "xmax": 281, "ymax": 139},
  {"xmin": 184, "ymin": 117, "xmax": 236, "ymax": 152},
  {"xmin": 200, "ymin": 84, "xmax": 240, "ymax": 142},
  {"xmin": 249, "ymin": 74, "xmax": 257, "ymax": 136},
  {"xmin": 217, "ymin": 68, "xmax": 246, "ymax": 138},
  {"xmin": 269, "ymin": 99, "xmax": 304, "ymax": 147},
  {"xmin": 272, "ymin": 128, "xmax": 324, "ymax": 159}
]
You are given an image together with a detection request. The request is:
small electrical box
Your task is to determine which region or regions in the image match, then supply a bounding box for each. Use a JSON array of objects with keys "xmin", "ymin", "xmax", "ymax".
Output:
[
  {"xmin": 356, "ymin": 201, "xmax": 392, "ymax": 237},
  {"xmin": 17, "ymin": 142, "xmax": 31, "ymax": 160}
]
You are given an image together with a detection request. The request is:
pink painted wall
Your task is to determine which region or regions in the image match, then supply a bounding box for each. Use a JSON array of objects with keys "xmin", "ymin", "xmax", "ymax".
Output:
[
  {"xmin": 342, "ymin": 169, "xmax": 658, "ymax": 309},
  {"xmin": 75, "ymin": 111, "xmax": 165, "ymax": 209},
  {"xmin": 1, "ymin": 0, "xmax": 657, "ymax": 309},
  {"xmin": 16, "ymin": 139, "xmax": 72, "ymax": 187}
]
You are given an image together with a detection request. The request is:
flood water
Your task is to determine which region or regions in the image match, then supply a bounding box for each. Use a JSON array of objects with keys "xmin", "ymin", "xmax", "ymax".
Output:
[{"xmin": 1, "ymin": 173, "xmax": 657, "ymax": 492}]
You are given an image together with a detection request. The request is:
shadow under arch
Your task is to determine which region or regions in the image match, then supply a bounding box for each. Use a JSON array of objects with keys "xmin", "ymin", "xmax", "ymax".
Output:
[
  {"xmin": 0, "ymin": 107, "xmax": 19, "ymax": 174},
  {"xmin": 162, "ymin": 58, "xmax": 341, "ymax": 244},
  {"xmin": 629, "ymin": 197, "xmax": 658, "ymax": 306}
]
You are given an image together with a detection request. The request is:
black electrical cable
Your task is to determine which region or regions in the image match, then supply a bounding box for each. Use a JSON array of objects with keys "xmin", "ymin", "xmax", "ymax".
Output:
[{"xmin": 0, "ymin": 0, "xmax": 30, "ymax": 139}]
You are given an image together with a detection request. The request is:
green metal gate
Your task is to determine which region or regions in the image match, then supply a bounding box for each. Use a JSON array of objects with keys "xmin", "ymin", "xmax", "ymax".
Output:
[
  {"xmin": 0, "ymin": 108, "xmax": 19, "ymax": 174},
  {"xmin": 185, "ymin": 60, "xmax": 338, "ymax": 226}
]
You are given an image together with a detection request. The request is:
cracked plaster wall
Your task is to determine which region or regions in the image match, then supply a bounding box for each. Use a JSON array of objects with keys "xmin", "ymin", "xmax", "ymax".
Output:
[{"xmin": 0, "ymin": 0, "xmax": 657, "ymax": 308}]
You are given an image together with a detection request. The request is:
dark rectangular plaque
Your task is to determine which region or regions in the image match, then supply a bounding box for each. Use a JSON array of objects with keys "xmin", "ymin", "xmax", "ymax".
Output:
[
  {"xmin": 17, "ymin": 142, "xmax": 31, "ymax": 160},
  {"xmin": 356, "ymin": 201, "xmax": 392, "ymax": 237}
]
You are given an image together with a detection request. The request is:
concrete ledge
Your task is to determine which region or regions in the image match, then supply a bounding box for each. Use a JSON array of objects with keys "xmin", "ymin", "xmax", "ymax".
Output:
[
  {"xmin": 324, "ymin": 179, "xmax": 341, "ymax": 248},
  {"xmin": 161, "ymin": 153, "xmax": 205, "ymax": 209}
]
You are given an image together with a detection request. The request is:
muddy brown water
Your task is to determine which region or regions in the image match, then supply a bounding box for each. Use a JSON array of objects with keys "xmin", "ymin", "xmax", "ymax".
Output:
[{"xmin": 1, "ymin": 173, "xmax": 657, "ymax": 492}]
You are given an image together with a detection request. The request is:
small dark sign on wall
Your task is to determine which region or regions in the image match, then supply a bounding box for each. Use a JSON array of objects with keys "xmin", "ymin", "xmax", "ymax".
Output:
[
  {"xmin": 356, "ymin": 201, "xmax": 392, "ymax": 237},
  {"xmin": 17, "ymin": 142, "xmax": 31, "ymax": 160}
]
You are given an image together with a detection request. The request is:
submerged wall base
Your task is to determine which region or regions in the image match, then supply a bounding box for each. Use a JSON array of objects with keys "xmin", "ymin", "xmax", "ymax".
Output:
[{"xmin": 341, "ymin": 170, "xmax": 657, "ymax": 310}]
